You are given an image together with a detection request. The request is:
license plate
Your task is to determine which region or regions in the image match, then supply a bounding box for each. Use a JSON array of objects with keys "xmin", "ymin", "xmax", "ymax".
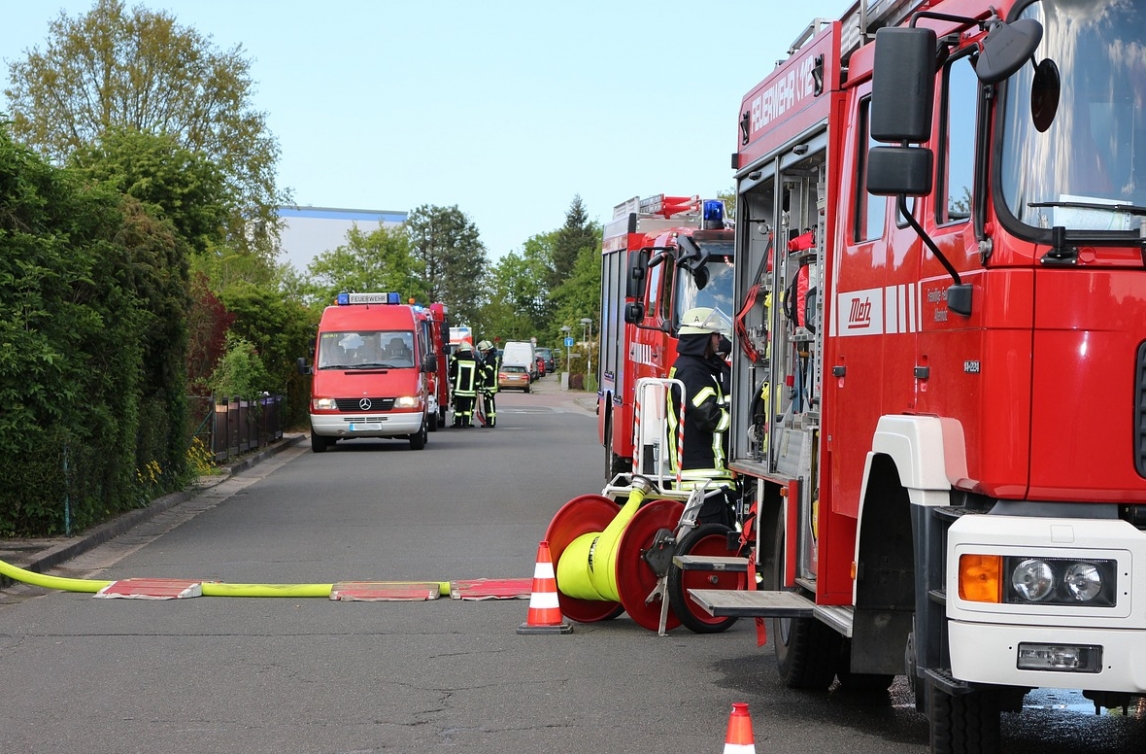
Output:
[{"xmin": 349, "ymin": 422, "xmax": 383, "ymax": 431}]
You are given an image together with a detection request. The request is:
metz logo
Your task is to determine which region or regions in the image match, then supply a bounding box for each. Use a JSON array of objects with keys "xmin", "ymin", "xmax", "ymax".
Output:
[{"xmin": 847, "ymin": 297, "xmax": 873, "ymax": 329}]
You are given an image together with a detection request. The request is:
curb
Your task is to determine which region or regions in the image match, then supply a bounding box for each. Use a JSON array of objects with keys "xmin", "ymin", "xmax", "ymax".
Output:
[{"xmin": 1, "ymin": 433, "xmax": 306, "ymax": 585}]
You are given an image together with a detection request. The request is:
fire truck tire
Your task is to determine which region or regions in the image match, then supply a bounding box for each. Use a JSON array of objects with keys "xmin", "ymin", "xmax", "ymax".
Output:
[
  {"xmin": 311, "ymin": 433, "xmax": 332, "ymax": 453},
  {"xmin": 409, "ymin": 423, "xmax": 427, "ymax": 450},
  {"xmin": 603, "ymin": 418, "xmax": 632, "ymax": 484},
  {"xmin": 427, "ymin": 410, "xmax": 438, "ymax": 432},
  {"xmin": 836, "ymin": 638, "xmax": 895, "ymax": 692},
  {"xmin": 666, "ymin": 524, "xmax": 742, "ymax": 633},
  {"xmin": 772, "ymin": 510, "xmax": 840, "ymax": 688},
  {"xmin": 439, "ymin": 406, "xmax": 449, "ymax": 427},
  {"xmin": 928, "ymin": 683, "xmax": 1001, "ymax": 754}
]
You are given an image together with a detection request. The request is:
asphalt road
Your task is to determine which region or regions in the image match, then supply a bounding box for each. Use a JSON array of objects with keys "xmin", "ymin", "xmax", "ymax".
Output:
[{"xmin": 0, "ymin": 376, "xmax": 1142, "ymax": 753}]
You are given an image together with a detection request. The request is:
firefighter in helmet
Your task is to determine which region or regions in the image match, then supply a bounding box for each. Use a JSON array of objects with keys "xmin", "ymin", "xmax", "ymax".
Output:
[
  {"xmin": 667, "ymin": 307, "xmax": 737, "ymax": 527},
  {"xmin": 476, "ymin": 340, "xmax": 500, "ymax": 428},
  {"xmin": 449, "ymin": 342, "xmax": 479, "ymax": 428}
]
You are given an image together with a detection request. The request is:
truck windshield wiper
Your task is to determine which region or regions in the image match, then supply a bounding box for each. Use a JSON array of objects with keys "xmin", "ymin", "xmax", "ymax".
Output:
[{"xmin": 1028, "ymin": 200, "xmax": 1146, "ymax": 216}]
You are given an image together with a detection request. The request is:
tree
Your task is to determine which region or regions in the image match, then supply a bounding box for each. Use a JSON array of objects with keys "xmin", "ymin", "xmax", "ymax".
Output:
[
  {"xmin": 549, "ymin": 195, "xmax": 597, "ymax": 290},
  {"xmin": 71, "ymin": 127, "xmax": 232, "ymax": 255},
  {"xmin": 304, "ymin": 225, "xmax": 426, "ymax": 308},
  {"xmin": 405, "ymin": 204, "xmax": 487, "ymax": 324},
  {"xmin": 4, "ymin": 0, "xmax": 286, "ymax": 256}
]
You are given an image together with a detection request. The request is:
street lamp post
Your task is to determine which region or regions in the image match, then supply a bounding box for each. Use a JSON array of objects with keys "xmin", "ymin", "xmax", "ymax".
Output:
[{"xmin": 580, "ymin": 317, "xmax": 592, "ymax": 377}]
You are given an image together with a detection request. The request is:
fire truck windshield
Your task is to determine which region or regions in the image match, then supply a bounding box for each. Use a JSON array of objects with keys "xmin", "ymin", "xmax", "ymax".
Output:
[
  {"xmin": 675, "ymin": 242, "xmax": 734, "ymax": 329},
  {"xmin": 999, "ymin": 0, "xmax": 1146, "ymax": 234}
]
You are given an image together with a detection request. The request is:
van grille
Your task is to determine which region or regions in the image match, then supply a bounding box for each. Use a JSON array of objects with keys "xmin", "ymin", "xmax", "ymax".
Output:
[
  {"xmin": 1137, "ymin": 343, "xmax": 1146, "ymax": 478},
  {"xmin": 334, "ymin": 397, "xmax": 395, "ymax": 412}
]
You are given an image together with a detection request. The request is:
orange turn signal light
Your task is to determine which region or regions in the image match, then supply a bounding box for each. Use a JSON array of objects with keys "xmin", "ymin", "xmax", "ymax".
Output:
[{"xmin": 958, "ymin": 554, "xmax": 1002, "ymax": 603}]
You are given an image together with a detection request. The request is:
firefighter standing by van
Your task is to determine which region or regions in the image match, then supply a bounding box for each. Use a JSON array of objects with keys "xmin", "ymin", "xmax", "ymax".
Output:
[
  {"xmin": 476, "ymin": 340, "xmax": 499, "ymax": 428},
  {"xmin": 667, "ymin": 307, "xmax": 736, "ymax": 528},
  {"xmin": 449, "ymin": 342, "xmax": 479, "ymax": 428}
]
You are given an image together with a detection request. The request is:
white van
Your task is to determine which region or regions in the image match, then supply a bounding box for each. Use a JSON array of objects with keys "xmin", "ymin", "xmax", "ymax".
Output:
[{"xmin": 502, "ymin": 341, "xmax": 537, "ymax": 380}]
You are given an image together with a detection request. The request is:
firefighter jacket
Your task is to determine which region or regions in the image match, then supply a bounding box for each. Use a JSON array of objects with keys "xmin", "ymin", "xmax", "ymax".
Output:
[
  {"xmin": 667, "ymin": 333, "xmax": 732, "ymax": 488},
  {"xmin": 449, "ymin": 351, "xmax": 479, "ymax": 397},
  {"xmin": 479, "ymin": 352, "xmax": 500, "ymax": 393}
]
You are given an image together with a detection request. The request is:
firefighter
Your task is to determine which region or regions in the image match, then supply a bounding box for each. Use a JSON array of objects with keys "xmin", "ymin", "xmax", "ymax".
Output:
[
  {"xmin": 667, "ymin": 307, "xmax": 737, "ymax": 528},
  {"xmin": 449, "ymin": 342, "xmax": 479, "ymax": 428},
  {"xmin": 476, "ymin": 340, "xmax": 500, "ymax": 428}
]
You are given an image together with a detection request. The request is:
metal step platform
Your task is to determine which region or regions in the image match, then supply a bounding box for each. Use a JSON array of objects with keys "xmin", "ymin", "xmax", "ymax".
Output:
[
  {"xmin": 672, "ymin": 554, "xmax": 749, "ymax": 572},
  {"xmin": 688, "ymin": 589, "xmax": 815, "ymax": 618}
]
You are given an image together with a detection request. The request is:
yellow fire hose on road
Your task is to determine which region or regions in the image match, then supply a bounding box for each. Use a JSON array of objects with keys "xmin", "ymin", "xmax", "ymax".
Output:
[{"xmin": 0, "ymin": 557, "xmax": 452, "ymax": 598}]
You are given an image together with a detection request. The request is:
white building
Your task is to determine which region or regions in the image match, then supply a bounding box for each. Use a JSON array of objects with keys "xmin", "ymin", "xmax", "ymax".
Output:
[{"xmin": 276, "ymin": 206, "xmax": 407, "ymax": 272}]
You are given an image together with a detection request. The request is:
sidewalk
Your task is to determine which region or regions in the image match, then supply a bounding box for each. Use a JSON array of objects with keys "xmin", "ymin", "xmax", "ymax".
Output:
[{"xmin": 0, "ymin": 432, "xmax": 306, "ymax": 584}]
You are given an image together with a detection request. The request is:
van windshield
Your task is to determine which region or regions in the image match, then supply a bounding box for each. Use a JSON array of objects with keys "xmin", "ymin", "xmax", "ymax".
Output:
[{"xmin": 319, "ymin": 330, "xmax": 415, "ymax": 369}]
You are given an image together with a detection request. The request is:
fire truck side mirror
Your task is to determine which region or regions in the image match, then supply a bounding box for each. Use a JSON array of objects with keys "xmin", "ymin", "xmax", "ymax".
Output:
[
  {"xmin": 626, "ymin": 252, "xmax": 647, "ymax": 298},
  {"xmin": 296, "ymin": 356, "xmax": 312, "ymax": 376},
  {"xmin": 866, "ymin": 146, "xmax": 933, "ymax": 196},
  {"xmin": 624, "ymin": 302, "xmax": 644, "ymax": 324},
  {"xmin": 870, "ymin": 27, "xmax": 936, "ymax": 143},
  {"xmin": 421, "ymin": 354, "xmax": 437, "ymax": 373},
  {"xmin": 975, "ymin": 18, "xmax": 1043, "ymax": 85}
]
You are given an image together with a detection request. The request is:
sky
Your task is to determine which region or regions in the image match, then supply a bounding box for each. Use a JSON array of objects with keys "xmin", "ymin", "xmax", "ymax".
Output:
[{"xmin": 1, "ymin": 0, "xmax": 852, "ymax": 267}]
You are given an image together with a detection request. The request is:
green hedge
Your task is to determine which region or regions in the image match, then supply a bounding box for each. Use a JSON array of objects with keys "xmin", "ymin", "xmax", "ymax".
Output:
[{"xmin": 0, "ymin": 128, "xmax": 189, "ymax": 536}]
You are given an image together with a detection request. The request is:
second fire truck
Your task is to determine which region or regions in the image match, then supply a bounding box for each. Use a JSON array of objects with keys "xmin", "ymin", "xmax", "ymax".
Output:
[{"xmin": 596, "ymin": 194, "xmax": 734, "ymax": 481}]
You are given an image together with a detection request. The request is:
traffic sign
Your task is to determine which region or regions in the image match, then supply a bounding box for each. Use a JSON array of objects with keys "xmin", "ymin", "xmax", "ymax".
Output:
[{"xmin": 564, "ymin": 336, "xmax": 574, "ymax": 347}]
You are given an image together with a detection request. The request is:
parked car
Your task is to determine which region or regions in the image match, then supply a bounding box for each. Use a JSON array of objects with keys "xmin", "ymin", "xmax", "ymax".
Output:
[
  {"xmin": 498, "ymin": 364, "xmax": 531, "ymax": 392},
  {"xmin": 535, "ymin": 347, "xmax": 556, "ymax": 373}
]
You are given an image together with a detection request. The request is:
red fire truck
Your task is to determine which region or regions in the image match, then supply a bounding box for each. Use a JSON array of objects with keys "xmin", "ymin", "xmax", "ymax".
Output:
[
  {"xmin": 597, "ymin": 194, "xmax": 735, "ymax": 481},
  {"xmin": 664, "ymin": 0, "xmax": 1146, "ymax": 751}
]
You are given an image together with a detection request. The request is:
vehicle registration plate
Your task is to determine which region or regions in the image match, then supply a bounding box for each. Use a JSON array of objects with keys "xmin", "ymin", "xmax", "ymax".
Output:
[{"xmin": 349, "ymin": 422, "xmax": 383, "ymax": 431}]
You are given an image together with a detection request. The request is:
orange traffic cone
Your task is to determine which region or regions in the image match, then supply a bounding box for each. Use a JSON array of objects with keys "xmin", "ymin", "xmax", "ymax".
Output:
[
  {"xmin": 517, "ymin": 540, "xmax": 573, "ymax": 635},
  {"xmin": 722, "ymin": 702, "xmax": 756, "ymax": 753}
]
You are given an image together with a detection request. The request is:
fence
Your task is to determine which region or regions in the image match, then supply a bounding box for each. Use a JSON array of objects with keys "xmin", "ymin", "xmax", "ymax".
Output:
[{"xmin": 192, "ymin": 395, "xmax": 285, "ymax": 464}]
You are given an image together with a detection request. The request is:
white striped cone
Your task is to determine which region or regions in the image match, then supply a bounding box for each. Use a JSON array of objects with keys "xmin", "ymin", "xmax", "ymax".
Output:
[
  {"xmin": 723, "ymin": 702, "xmax": 756, "ymax": 753},
  {"xmin": 517, "ymin": 540, "xmax": 572, "ymax": 634}
]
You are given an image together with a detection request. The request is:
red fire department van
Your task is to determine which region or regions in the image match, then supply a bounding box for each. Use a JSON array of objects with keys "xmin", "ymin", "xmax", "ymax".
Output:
[
  {"xmin": 596, "ymin": 194, "xmax": 734, "ymax": 481},
  {"xmin": 298, "ymin": 292, "xmax": 448, "ymax": 452}
]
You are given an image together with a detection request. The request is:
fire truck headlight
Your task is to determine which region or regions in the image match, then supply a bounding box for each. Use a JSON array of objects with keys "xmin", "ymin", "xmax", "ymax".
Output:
[
  {"xmin": 1010, "ymin": 559, "xmax": 1055, "ymax": 602},
  {"xmin": 312, "ymin": 398, "xmax": 337, "ymax": 410},
  {"xmin": 1002, "ymin": 557, "xmax": 1116, "ymax": 606},
  {"xmin": 393, "ymin": 395, "xmax": 420, "ymax": 408},
  {"xmin": 1063, "ymin": 562, "xmax": 1103, "ymax": 602}
]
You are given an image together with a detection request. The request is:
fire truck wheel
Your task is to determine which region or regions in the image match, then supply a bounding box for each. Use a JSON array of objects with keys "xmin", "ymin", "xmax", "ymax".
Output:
[
  {"xmin": 928, "ymin": 682, "xmax": 1000, "ymax": 754},
  {"xmin": 427, "ymin": 410, "xmax": 438, "ymax": 432},
  {"xmin": 836, "ymin": 638, "xmax": 895, "ymax": 692},
  {"xmin": 311, "ymin": 433, "xmax": 332, "ymax": 453},
  {"xmin": 772, "ymin": 510, "xmax": 840, "ymax": 688},
  {"xmin": 602, "ymin": 419, "xmax": 632, "ymax": 484},
  {"xmin": 666, "ymin": 523, "xmax": 743, "ymax": 634},
  {"xmin": 439, "ymin": 406, "xmax": 448, "ymax": 427}
]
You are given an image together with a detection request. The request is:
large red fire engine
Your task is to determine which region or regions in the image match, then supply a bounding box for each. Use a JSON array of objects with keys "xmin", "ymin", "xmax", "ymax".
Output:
[
  {"xmin": 664, "ymin": 0, "xmax": 1146, "ymax": 751},
  {"xmin": 597, "ymin": 194, "xmax": 734, "ymax": 480},
  {"xmin": 546, "ymin": 0, "xmax": 1146, "ymax": 747}
]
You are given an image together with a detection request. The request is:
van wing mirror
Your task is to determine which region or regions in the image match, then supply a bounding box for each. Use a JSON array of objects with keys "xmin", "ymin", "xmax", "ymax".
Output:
[
  {"xmin": 421, "ymin": 354, "xmax": 437, "ymax": 373},
  {"xmin": 296, "ymin": 356, "xmax": 312, "ymax": 376}
]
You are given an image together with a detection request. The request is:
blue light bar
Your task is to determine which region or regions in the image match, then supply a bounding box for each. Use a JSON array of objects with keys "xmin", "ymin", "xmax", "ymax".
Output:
[
  {"xmin": 339, "ymin": 292, "xmax": 402, "ymax": 305},
  {"xmin": 702, "ymin": 200, "xmax": 725, "ymax": 229},
  {"xmin": 388, "ymin": 292, "xmax": 401, "ymax": 305},
  {"xmin": 336, "ymin": 292, "xmax": 350, "ymax": 305}
]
